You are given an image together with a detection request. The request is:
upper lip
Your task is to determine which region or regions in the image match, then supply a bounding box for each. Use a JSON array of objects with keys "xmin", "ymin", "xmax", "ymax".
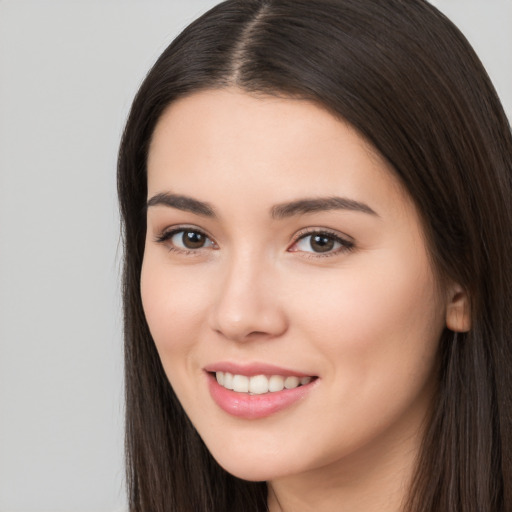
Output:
[{"xmin": 203, "ymin": 361, "xmax": 315, "ymax": 377}]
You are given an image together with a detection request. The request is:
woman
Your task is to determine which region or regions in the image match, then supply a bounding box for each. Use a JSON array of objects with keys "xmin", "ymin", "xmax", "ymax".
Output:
[{"xmin": 117, "ymin": 0, "xmax": 512, "ymax": 510}]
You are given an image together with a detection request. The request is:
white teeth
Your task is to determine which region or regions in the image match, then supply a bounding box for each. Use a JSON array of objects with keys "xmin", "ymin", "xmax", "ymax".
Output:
[
  {"xmin": 214, "ymin": 372, "xmax": 313, "ymax": 394},
  {"xmin": 223, "ymin": 372, "xmax": 234, "ymax": 390},
  {"xmin": 268, "ymin": 375, "xmax": 285, "ymax": 392},
  {"xmin": 232, "ymin": 374, "xmax": 249, "ymax": 393},
  {"xmin": 249, "ymin": 374, "xmax": 269, "ymax": 395},
  {"xmin": 284, "ymin": 376, "xmax": 300, "ymax": 389}
]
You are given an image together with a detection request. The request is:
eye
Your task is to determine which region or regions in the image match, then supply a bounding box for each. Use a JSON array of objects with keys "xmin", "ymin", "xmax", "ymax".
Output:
[
  {"xmin": 156, "ymin": 228, "xmax": 216, "ymax": 252},
  {"xmin": 289, "ymin": 230, "xmax": 354, "ymax": 255}
]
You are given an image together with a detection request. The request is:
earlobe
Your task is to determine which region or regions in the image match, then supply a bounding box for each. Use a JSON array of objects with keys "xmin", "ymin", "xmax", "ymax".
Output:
[{"xmin": 445, "ymin": 285, "xmax": 471, "ymax": 332}]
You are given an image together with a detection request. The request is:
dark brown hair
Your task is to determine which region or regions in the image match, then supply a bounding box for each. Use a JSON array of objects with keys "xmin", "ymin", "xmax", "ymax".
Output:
[{"xmin": 117, "ymin": 1, "xmax": 512, "ymax": 510}]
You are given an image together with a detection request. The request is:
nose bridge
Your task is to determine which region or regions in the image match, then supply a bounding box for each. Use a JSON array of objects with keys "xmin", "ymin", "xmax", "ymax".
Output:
[{"xmin": 210, "ymin": 247, "xmax": 287, "ymax": 341}]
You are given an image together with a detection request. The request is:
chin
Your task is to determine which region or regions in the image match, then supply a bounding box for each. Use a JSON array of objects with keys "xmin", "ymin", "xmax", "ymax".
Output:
[
  {"xmin": 208, "ymin": 445, "xmax": 302, "ymax": 482},
  {"xmin": 216, "ymin": 460, "xmax": 280, "ymax": 482}
]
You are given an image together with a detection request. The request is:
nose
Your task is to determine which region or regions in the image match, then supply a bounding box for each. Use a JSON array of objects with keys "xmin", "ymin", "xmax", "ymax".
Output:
[{"xmin": 208, "ymin": 253, "xmax": 288, "ymax": 342}]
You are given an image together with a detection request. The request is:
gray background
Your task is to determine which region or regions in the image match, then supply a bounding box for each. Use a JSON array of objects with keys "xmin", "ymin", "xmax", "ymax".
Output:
[{"xmin": 0, "ymin": 1, "xmax": 510, "ymax": 511}]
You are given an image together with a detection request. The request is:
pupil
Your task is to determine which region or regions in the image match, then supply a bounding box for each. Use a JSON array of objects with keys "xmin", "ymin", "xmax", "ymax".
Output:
[
  {"xmin": 311, "ymin": 234, "xmax": 334, "ymax": 253},
  {"xmin": 183, "ymin": 231, "xmax": 205, "ymax": 249}
]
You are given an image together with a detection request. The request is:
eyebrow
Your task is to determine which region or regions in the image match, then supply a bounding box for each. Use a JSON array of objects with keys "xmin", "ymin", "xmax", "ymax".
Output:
[
  {"xmin": 146, "ymin": 192, "xmax": 377, "ymax": 219},
  {"xmin": 146, "ymin": 192, "xmax": 216, "ymax": 217},
  {"xmin": 271, "ymin": 197, "xmax": 378, "ymax": 219}
]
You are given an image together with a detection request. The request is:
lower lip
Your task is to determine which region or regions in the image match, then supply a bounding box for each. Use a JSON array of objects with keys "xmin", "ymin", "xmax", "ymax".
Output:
[{"xmin": 207, "ymin": 373, "xmax": 316, "ymax": 419}]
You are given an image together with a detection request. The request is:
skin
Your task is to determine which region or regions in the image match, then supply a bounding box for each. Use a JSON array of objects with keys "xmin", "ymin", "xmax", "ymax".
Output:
[{"xmin": 141, "ymin": 88, "xmax": 469, "ymax": 512}]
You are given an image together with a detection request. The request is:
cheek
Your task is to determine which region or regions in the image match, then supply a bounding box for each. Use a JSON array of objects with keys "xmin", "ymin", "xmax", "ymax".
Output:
[
  {"xmin": 291, "ymin": 250, "xmax": 444, "ymax": 390},
  {"xmin": 281, "ymin": 257, "xmax": 445, "ymax": 459},
  {"xmin": 140, "ymin": 253, "xmax": 210, "ymax": 359},
  {"xmin": 140, "ymin": 254, "xmax": 218, "ymax": 413}
]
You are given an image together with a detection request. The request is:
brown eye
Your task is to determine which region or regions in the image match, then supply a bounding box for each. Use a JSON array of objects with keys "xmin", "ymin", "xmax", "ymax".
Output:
[
  {"xmin": 310, "ymin": 234, "xmax": 335, "ymax": 253},
  {"xmin": 289, "ymin": 231, "xmax": 354, "ymax": 256},
  {"xmin": 166, "ymin": 229, "xmax": 215, "ymax": 251},
  {"xmin": 181, "ymin": 230, "xmax": 207, "ymax": 249}
]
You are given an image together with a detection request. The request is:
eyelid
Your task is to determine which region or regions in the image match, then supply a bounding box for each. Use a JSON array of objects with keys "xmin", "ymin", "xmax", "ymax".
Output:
[
  {"xmin": 154, "ymin": 225, "xmax": 217, "ymax": 252},
  {"xmin": 288, "ymin": 227, "xmax": 354, "ymax": 256},
  {"xmin": 292, "ymin": 226, "xmax": 354, "ymax": 243},
  {"xmin": 153, "ymin": 224, "xmax": 353, "ymax": 257}
]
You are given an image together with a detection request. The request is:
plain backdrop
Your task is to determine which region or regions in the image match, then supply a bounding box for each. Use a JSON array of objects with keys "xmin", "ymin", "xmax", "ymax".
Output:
[{"xmin": 0, "ymin": 1, "xmax": 510, "ymax": 511}]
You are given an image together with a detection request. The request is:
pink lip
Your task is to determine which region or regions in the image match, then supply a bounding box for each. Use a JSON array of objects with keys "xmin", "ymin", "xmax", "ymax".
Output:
[
  {"xmin": 205, "ymin": 368, "xmax": 317, "ymax": 420},
  {"xmin": 204, "ymin": 361, "xmax": 312, "ymax": 377}
]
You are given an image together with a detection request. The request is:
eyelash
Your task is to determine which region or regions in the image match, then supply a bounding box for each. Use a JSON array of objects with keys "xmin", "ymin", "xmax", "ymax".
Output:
[
  {"xmin": 154, "ymin": 226, "xmax": 354, "ymax": 257},
  {"xmin": 154, "ymin": 226, "xmax": 217, "ymax": 255},
  {"xmin": 289, "ymin": 229, "xmax": 354, "ymax": 258}
]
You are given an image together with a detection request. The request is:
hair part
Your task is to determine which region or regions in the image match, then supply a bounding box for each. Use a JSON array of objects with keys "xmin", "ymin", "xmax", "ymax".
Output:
[{"xmin": 118, "ymin": 1, "xmax": 512, "ymax": 510}]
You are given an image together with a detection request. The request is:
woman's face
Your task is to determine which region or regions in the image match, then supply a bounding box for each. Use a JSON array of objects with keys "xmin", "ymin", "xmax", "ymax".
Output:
[{"xmin": 141, "ymin": 89, "xmax": 450, "ymax": 484}]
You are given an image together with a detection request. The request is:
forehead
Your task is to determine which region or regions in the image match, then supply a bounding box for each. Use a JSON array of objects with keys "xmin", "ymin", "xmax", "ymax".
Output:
[
  {"xmin": 146, "ymin": 88, "xmax": 410, "ymax": 218},
  {"xmin": 149, "ymin": 88, "xmax": 380, "ymax": 163}
]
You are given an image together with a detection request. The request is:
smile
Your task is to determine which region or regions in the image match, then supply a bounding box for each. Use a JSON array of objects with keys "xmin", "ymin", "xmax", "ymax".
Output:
[
  {"xmin": 206, "ymin": 367, "xmax": 318, "ymax": 419},
  {"xmin": 215, "ymin": 371, "xmax": 313, "ymax": 394}
]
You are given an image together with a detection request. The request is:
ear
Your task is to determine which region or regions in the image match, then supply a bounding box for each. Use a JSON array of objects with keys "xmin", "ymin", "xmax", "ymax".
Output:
[{"xmin": 445, "ymin": 284, "xmax": 471, "ymax": 332}]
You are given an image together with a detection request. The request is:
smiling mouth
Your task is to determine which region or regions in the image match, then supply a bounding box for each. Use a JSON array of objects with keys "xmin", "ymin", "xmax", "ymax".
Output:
[{"xmin": 213, "ymin": 371, "xmax": 315, "ymax": 395}]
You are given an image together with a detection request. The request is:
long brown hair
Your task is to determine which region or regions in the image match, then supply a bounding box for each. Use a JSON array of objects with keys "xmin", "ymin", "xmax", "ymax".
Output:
[{"xmin": 117, "ymin": 1, "xmax": 512, "ymax": 510}]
